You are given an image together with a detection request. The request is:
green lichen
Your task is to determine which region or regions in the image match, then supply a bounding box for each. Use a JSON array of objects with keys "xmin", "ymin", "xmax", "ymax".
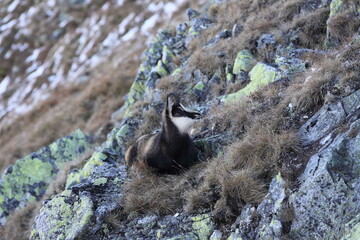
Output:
[
  {"xmin": 189, "ymin": 27, "xmax": 199, "ymax": 36},
  {"xmin": 162, "ymin": 45, "xmax": 174, "ymax": 65},
  {"xmin": 191, "ymin": 214, "xmax": 214, "ymax": 240},
  {"xmin": 275, "ymin": 56, "xmax": 306, "ymax": 78},
  {"xmin": 226, "ymin": 73, "xmax": 234, "ymax": 82},
  {"xmin": 227, "ymin": 229, "xmax": 243, "ymax": 240},
  {"xmin": 0, "ymin": 130, "xmax": 91, "ymax": 223},
  {"xmin": 342, "ymin": 215, "xmax": 360, "ymax": 240},
  {"xmin": 31, "ymin": 191, "xmax": 93, "ymax": 240},
  {"xmin": 330, "ymin": 0, "xmax": 345, "ymax": 17},
  {"xmin": 65, "ymin": 152, "xmax": 106, "ymax": 188},
  {"xmin": 157, "ymin": 60, "xmax": 169, "ymax": 77},
  {"xmin": 93, "ymin": 177, "xmax": 108, "ymax": 186},
  {"xmin": 194, "ymin": 82, "xmax": 205, "ymax": 91},
  {"xmin": 233, "ymin": 49, "xmax": 257, "ymax": 74},
  {"xmin": 50, "ymin": 129, "xmax": 90, "ymax": 167},
  {"xmin": 115, "ymin": 123, "xmax": 131, "ymax": 144},
  {"xmin": 172, "ymin": 68, "xmax": 181, "ymax": 76},
  {"xmin": 223, "ymin": 63, "xmax": 281, "ymax": 103}
]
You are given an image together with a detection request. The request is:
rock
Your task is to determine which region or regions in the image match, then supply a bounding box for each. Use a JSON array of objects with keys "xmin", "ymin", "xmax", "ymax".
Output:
[
  {"xmin": 257, "ymin": 34, "xmax": 277, "ymax": 62},
  {"xmin": 187, "ymin": 9, "xmax": 201, "ymax": 20},
  {"xmin": 289, "ymin": 119, "xmax": 360, "ymax": 239},
  {"xmin": 232, "ymin": 23, "xmax": 242, "ymax": 38},
  {"xmin": 194, "ymin": 69, "xmax": 209, "ymax": 83},
  {"xmin": 206, "ymin": 29, "xmax": 231, "ymax": 46},
  {"xmin": 275, "ymin": 56, "xmax": 307, "ymax": 80},
  {"xmin": 223, "ymin": 63, "xmax": 282, "ymax": 103},
  {"xmin": 32, "ymin": 164, "xmax": 127, "ymax": 240},
  {"xmin": 210, "ymin": 230, "xmax": 222, "ymax": 240},
  {"xmin": 324, "ymin": 0, "xmax": 356, "ymax": 48},
  {"xmin": 30, "ymin": 190, "xmax": 93, "ymax": 240},
  {"xmin": 188, "ymin": 17, "xmax": 212, "ymax": 40},
  {"xmin": 194, "ymin": 135, "xmax": 223, "ymax": 160},
  {"xmin": 0, "ymin": 130, "xmax": 91, "ymax": 226},
  {"xmin": 233, "ymin": 49, "xmax": 257, "ymax": 74},
  {"xmin": 156, "ymin": 60, "xmax": 169, "ymax": 77},
  {"xmin": 256, "ymin": 174, "xmax": 287, "ymax": 240},
  {"xmin": 298, "ymin": 89, "xmax": 360, "ymax": 146},
  {"xmin": 228, "ymin": 204, "xmax": 258, "ymax": 240},
  {"xmin": 193, "ymin": 81, "xmax": 208, "ymax": 101},
  {"xmin": 105, "ymin": 213, "xmax": 214, "ymax": 239},
  {"xmin": 342, "ymin": 214, "xmax": 360, "ymax": 240},
  {"xmin": 298, "ymin": 101, "xmax": 346, "ymax": 146}
]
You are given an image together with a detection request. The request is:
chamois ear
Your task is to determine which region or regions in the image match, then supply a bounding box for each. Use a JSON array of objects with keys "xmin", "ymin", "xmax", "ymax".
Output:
[{"xmin": 166, "ymin": 93, "xmax": 180, "ymax": 112}]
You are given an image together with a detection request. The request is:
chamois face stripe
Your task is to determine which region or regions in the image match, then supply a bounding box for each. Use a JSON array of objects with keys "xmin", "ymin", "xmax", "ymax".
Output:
[{"xmin": 171, "ymin": 103, "xmax": 201, "ymax": 119}]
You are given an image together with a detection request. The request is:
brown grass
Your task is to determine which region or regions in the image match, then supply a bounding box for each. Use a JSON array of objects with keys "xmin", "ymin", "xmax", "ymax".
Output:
[{"xmin": 0, "ymin": 53, "xmax": 139, "ymax": 172}]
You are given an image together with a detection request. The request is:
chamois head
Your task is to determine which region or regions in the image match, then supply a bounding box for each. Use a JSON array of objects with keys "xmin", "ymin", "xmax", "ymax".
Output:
[{"xmin": 165, "ymin": 93, "xmax": 201, "ymax": 134}]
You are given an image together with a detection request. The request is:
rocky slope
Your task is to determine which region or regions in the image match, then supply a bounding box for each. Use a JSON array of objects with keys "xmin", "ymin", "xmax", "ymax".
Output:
[{"xmin": 1, "ymin": 0, "xmax": 360, "ymax": 239}]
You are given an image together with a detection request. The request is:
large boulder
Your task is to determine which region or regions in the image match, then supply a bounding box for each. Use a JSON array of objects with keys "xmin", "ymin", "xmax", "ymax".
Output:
[
  {"xmin": 223, "ymin": 62, "xmax": 282, "ymax": 103},
  {"xmin": 290, "ymin": 118, "xmax": 360, "ymax": 239},
  {"xmin": 0, "ymin": 130, "xmax": 91, "ymax": 226}
]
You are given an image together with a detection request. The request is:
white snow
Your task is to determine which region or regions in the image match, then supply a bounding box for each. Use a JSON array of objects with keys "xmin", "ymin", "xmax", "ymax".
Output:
[
  {"xmin": 0, "ymin": 76, "xmax": 10, "ymax": 96},
  {"xmin": 148, "ymin": 2, "xmax": 164, "ymax": 12},
  {"xmin": 122, "ymin": 27, "xmax": 139, "ymax": 41},
  {"xmin": 7, "ymin": 0, "xmax": 20, "ymax": 13},
  {"xmin": 25, "ymin": 48, "xmax": 42, "ymax": 63},
  {"xmin": 118, "ymin": 13, "xmax": 136, "ymax": 34},
  {"xmin": 141, "ymin": 14, "xmax": 160, "ymax": 35},
  {"xmin": 116, "ymin": 0, "xmax": 125, "ymax": 6}
]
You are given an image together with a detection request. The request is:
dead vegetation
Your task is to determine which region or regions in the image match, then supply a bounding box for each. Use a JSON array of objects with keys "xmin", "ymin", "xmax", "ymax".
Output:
[{"xmin": 120, "ymin": 0, "xmax": 360, "ymax": 227}]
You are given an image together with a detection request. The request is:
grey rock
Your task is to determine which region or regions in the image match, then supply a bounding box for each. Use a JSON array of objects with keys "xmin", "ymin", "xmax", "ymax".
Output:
[
  {"xmin": 232, "ymin": 23, "xmax": 242, "ymax": 38},
  {"xmin": 342, "ymin": 89, "xmax": 360, "ymax": 116},
  {"xmin": 290, "ymin": 119, "xmax": 360, "ymax": 239},
  {"xmin": 298, "ymin": 101, "xmax": 346, "ymax": 146},
  {"xmin": 187, "ymin": 9, "xmax": 201, "ymax": 21},
  {"xmin": 256, "ymin": 174, "xmax": 287, "ymax": 240},
  {"xmin": 257, "ymin": 33, "xmax": 277, "ymax": 62},
  {"xmin": 206, "ymin": 29, "xmax": 231, "ymax": 46}
]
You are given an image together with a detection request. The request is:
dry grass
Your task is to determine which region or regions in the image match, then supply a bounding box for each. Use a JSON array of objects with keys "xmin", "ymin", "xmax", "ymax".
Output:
[{"xmin": 0, "ymin": 53, "xmax": 139, "ymax": 172}]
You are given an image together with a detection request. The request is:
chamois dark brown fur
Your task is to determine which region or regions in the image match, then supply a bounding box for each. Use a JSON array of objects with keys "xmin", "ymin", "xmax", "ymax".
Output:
[{"xmin": 125, "ymin": 93, "xmax": 201, "ymax": 174}]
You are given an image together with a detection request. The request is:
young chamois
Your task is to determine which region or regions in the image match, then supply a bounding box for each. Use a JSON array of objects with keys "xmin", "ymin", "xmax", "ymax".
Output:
[{"xmin": 125, "ymin": 93, "xmax": 201, "ymax": 174}]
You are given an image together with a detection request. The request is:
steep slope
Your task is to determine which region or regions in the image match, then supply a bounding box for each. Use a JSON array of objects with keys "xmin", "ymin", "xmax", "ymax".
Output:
[{"xmin": 1, "ymin": 0, "xmax": 360, "ymax": 239}]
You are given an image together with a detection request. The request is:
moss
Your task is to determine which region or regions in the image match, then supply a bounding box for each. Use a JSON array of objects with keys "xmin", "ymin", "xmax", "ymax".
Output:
[
  {"xmin": 191, "ymin": 214, "xmax": 214, "ymax": 240},
  {"xmin": 223, "ymin": 63, "xmax": 281, "ymax": 103},
  {"xmin": 233, "ymin": 49, "xmax": 257, "ymax": 74}
]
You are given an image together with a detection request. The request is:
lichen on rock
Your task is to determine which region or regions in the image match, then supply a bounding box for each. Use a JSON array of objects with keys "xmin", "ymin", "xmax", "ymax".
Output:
[{"xmin": 0, "ymin": 129, "xmax": 91, "ymax": 226}]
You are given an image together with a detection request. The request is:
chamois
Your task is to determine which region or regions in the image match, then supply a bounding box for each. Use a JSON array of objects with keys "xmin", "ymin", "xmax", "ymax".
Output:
[{"xmin": 125, "ymin": 93, "xmax": 201, "ymax": 174}]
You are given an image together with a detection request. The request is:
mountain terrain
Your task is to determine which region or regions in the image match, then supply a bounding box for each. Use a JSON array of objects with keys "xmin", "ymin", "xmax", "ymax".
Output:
[{"xmin": 0, "ymin": 0, "xmax": 360, "ymax": 239}]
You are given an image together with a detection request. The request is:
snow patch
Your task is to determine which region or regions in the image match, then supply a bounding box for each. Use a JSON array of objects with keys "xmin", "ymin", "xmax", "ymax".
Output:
[
  {"xmin": 0, "ymin": 76, "xmax": 10, "ymax": 96},
  {"xmin": 122, "ymin": 27, "xmax": 139, "ymax": 41},
  {"xmin": 141, "ymin": 14, "xmax": 160, "ymax": 35}
]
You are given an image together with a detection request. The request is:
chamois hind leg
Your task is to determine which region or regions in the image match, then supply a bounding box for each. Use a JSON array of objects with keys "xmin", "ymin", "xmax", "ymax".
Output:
[{"xmin": 125, "ymin": 144, "xmax": 138, "ymax": 167}]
